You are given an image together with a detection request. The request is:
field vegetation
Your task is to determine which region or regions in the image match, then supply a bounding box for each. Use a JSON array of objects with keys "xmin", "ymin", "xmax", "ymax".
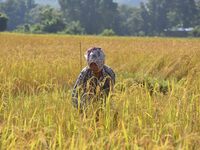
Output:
[{"xmin": 0, "ymin": 33, "xmax": 200, "ymax": 149}]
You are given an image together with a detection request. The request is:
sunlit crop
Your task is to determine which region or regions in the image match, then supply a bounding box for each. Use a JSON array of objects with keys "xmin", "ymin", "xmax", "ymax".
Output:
[{"xmin": 0, "ymin": 33, "xmax": 200, "ymax": 149}]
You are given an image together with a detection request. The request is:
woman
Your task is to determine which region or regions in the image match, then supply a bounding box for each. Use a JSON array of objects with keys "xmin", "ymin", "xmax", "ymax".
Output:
[{"xmin": 72, "ymin": 47, "xmax": 115, "ymax": 111}]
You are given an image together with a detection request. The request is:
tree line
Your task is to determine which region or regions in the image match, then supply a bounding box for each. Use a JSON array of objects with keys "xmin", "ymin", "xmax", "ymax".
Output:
[{"xmin": 0, "ymin": 0, "xmax": 200, "ymax": 36}]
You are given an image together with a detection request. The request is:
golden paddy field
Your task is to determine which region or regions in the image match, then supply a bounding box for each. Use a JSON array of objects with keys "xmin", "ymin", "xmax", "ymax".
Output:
[{"xmin": 0, "ymin": 33, "xmax": 200, "ymax": 149}]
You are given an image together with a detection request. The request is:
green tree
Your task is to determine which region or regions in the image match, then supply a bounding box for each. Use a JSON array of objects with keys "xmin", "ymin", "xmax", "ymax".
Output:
[
  {"xmin": 118, "ymin": 5, "xmax": 143, "ymax": 35},
  {"xmin": 63, "ymin": 21, "xmax": 85, "ymax": 35},
  {"xmin": 58, "ymin": 0, "xmax": 81, "ymax": 21},
  {"xmin": 79, "ymin": 0, "xmax": 102, "ymax": 34},
  {"xmin": 192, "ymin": 0, "xmax": 200, "ymax": 26},
  {"xmin": 26, "ymin": 0, "xmax": 36, "ymax": 10},
  {"xmin": 118, "ymin": 5, "xmax": 134, "ymax": 35},
  {"xmin": 0, "ymin": 12, "xmax": 8, "ymax": 31},
  {"xmin": 179, "ymin": 0, "xmax": 197, "ymax": 27},
  {"xmin": 138, "ymin": 0, "xmax": 198, "ymax": 35},
  {"xmin": 166, "ymin": 0, "xmax": 197, "ymax": 28},
  {"xmin": 192, "ymin": 25, "xmax": 200, "ymax": 37},
  {"xmin": 139, "ymin": 2, "xmax": 150, "ymax": 35},
  {"xmin": 0, "ymin": 0, "xmax": 36, "ymax": 30},
  {"xmin": 58, "ymin": 0, "xmax": 119, "ymax": 34},
  {"xmin": 98, "ymin": 0, "xmax": 120, "ymax": 34},
  {"xmin": 146, "ymin": 0, "xmax": 168, "ymax": 35},
  {"xmin": 100, "ymin": 28, "xmax": 116, "ymax": 36},
  {"xmin": 29, "ymin": 6, "xmax": 65, "ymax": 33}
]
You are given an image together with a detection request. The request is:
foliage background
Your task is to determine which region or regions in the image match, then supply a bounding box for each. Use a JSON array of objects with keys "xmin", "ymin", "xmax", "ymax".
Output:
[{"xmin": 0, "ymin": 0, "xmax": 200, "ymax": 36}]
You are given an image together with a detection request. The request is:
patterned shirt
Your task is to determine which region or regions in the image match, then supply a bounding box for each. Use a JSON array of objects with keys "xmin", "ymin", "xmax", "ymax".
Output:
[{"xmin": 72, "ymin": 65, "xmax": 115, "ymax": 109}]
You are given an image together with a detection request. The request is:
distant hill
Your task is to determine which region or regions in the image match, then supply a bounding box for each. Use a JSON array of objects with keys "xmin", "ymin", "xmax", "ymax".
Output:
[
  {"xmin": 34, "ymin": 0, "xmax": 145, "ymax": 7},
  {"xmin": 0, "ymin": 0, "xmax": 146, "ymax": 7}
]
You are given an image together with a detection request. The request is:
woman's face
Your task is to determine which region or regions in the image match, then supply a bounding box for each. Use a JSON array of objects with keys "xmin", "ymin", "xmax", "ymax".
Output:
[{"xmin": 90, "ymin": 62, "xmax": 100, "ymax": 74}]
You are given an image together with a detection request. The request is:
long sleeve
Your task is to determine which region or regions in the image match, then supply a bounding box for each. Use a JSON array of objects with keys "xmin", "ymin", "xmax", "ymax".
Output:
[
  {"xmin": 104, "ymin": 65, "xmax": 115, "ymax": 89},
  {"xmin": 72, "ymin": 67, "xmax": 88, "ymax": 109},
  {"xmin": 99, "ymin": 65, "xmax": 115, "ymax": 97}
]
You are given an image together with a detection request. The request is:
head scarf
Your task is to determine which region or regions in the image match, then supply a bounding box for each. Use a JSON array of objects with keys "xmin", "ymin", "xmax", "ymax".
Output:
[{"xmin": 85, "ymin": 47, "xmax": 105, "ymax": 71}]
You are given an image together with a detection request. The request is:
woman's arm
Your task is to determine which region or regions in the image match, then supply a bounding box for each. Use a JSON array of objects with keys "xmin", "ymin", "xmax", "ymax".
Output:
[{"xmin": 72, "ymin": 67, "xmax": 88, "ymax": 109}]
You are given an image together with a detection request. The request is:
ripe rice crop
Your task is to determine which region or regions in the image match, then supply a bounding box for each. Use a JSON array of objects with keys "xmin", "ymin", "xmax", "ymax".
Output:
[{"xmin": 0, "ymin": 33, "xmax": 200, "ymax": 149}]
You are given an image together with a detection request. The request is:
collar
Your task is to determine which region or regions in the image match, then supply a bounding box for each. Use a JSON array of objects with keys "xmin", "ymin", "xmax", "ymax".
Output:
[{"xmin": 89, "ymin": 66, "xmax": 106, "ymax": 81}]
